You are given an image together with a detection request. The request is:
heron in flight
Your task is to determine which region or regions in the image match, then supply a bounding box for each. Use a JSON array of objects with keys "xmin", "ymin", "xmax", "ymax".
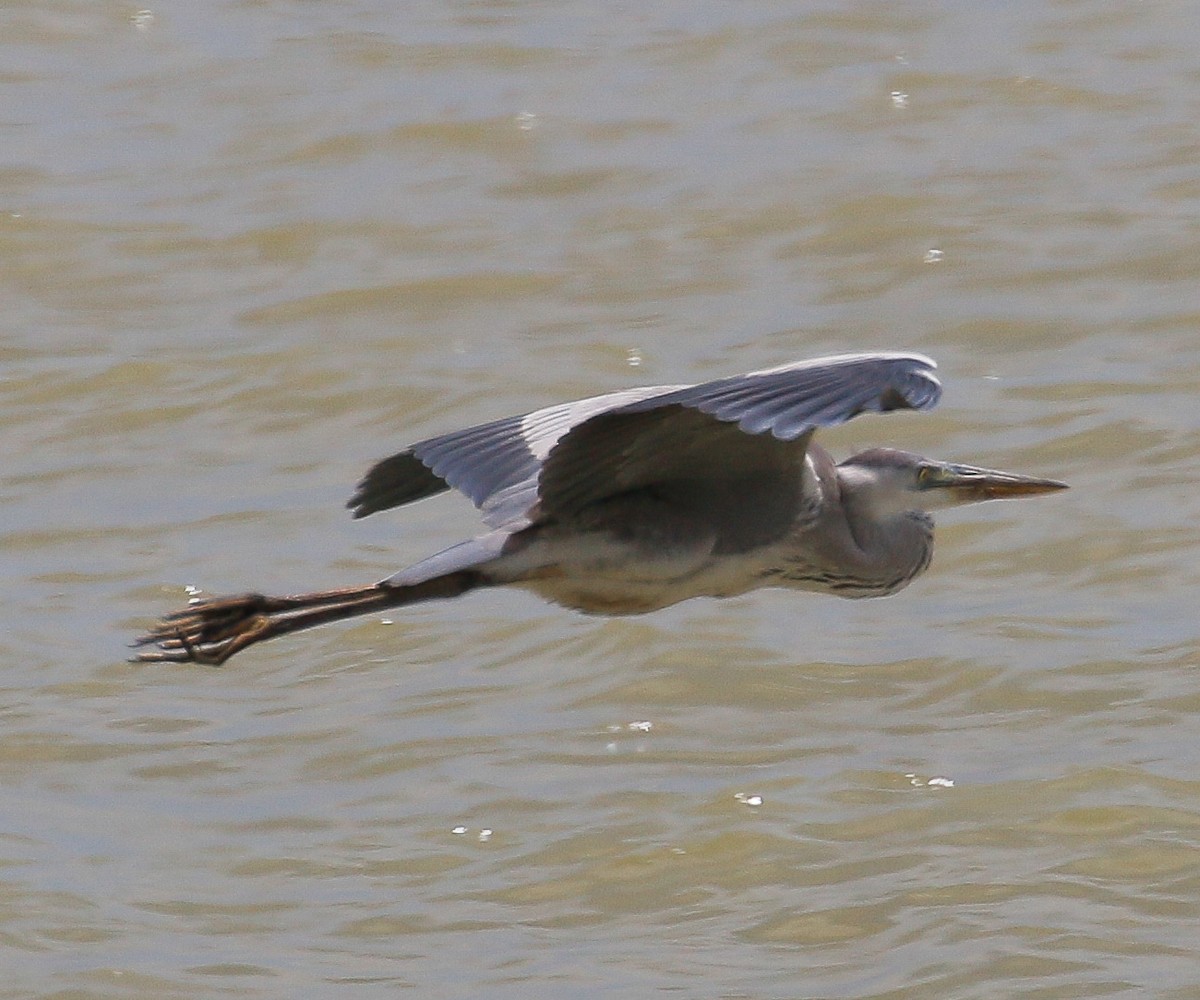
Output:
[{"xmin": 133, "ymin": 352, "xmax": 1066, "ymax": 665}]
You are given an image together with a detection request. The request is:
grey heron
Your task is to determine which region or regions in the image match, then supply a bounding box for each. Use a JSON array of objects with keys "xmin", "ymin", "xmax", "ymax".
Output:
[{"xmin": 133, "ymin": 352, "xmax": 1066, "ymax": 665}]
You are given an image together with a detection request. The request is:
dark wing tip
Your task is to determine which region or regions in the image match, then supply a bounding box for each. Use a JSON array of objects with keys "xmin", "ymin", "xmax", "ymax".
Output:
[
  {"xmin": 880, "ymin": 354, "xmax": 942, "ymax": 412},
  {"xmin": 347, "ymin": 450, "xmax": 449, "ymax": 519},
  {"xmin": 877, "ymin": 385, "xmax": 910, "ymax": 411},
  {"xmin": 619, "ymin": 350, "xmax": 942, "ymax": 441},
  {"xmin": 847, "ymin": 371, "xmax": 939, "ymax": 420}
]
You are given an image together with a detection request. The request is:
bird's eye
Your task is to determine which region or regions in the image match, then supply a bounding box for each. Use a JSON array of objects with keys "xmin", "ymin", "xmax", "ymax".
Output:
[{"xmin": 916, "ymin": 465, "xmax": 933, "ymax": 484}]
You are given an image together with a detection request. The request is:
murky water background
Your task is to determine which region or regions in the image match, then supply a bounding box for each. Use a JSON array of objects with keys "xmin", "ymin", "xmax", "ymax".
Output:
[{"xmin": 3, "ymin": 2, "xmax": 1200, "ymax": 997}]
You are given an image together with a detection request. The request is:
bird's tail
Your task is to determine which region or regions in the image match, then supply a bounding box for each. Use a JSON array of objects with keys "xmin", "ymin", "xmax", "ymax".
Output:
[{"xmin": 131, "ymin": 571, "xmax": 483, "ymax": 665}]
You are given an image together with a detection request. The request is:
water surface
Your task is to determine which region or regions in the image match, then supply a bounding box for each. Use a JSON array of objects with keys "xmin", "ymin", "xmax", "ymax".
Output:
[{"xmin": 3, "ymin": 2, "xmax": 1200, "ymax": 997}]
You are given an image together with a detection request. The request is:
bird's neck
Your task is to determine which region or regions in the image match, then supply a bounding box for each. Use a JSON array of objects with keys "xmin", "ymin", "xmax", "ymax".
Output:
[
  {"xmin": 839, "ymin": 495, "xmax": 935, "ymax": 595},
  {"xmin": 784, "ymin": 452, "xmax": 936, "ymax": 597}
]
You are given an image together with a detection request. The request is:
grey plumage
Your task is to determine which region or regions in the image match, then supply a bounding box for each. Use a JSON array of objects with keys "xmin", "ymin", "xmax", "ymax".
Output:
[
  {"xmin": 349, "ymin": 352, "xmax": 939, "ymax": 528},
  {"xmin": 133, "ymin": 352, "xmax": 1064, "ymax": 665}
]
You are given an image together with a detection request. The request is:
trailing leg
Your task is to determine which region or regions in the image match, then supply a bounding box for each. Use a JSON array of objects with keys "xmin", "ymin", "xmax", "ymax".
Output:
[{"xmin": 131, "ymin": 572, "xmax": 484, "ymax": 665}]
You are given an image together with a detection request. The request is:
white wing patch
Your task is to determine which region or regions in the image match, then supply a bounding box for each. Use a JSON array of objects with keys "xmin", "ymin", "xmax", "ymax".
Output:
[{"xmin": 518, "ymin": 385, "xmax": 687, "ymax": 460}]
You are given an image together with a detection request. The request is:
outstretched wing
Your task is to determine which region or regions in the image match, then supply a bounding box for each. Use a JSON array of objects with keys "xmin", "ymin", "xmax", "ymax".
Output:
[
  {"xmin": 348, "ymin": 383, "xmax": 683, "ymax": 523},
  {"xmin": 348, "ymin": 352, "xmax": 940, "ymax": 530},
  {"xmin": 536, "ymin": 352, "xmax": 941, "ymax": 521}
]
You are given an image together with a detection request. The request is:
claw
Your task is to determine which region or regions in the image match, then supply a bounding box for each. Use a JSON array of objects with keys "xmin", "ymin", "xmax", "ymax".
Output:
[
  {"xmin": 130, "ymin": 582, "xmax": 402, "ymax": 665},
  {"xmin": 130, "ymin": 594, "xmax": 277, "ymax": 665}
]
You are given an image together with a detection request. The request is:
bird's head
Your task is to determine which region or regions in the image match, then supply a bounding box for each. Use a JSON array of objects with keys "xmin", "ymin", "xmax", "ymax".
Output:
[{"xmin": 837, "ymin": 448, "xmax": 1067, "ymax": 517}]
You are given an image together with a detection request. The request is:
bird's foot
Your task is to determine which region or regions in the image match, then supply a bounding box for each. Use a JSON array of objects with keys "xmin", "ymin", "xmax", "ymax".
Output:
[{"xmin": 131, "ymin": 593, "xmax": 282, "ymax": 665}]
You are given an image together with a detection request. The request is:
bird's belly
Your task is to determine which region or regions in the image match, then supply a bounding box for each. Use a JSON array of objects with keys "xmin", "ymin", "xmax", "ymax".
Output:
[
  {"xmin": 513, "ymin": 548, "xmax": 774, "ymax": 615},
  {"xmin": 520, "ymin": 576, "xmax": 687, "ymax": 615}
]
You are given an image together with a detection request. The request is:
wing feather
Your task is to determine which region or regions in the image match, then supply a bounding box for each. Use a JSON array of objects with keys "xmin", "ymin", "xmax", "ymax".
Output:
[
  {"xmin": 537, "ymin": 353, "xmax": 940, "ymax": 518},
  {"xmin": 348, "ymin": 353, "xmax": 941, "ymax": 529},
  {"xmin": 347, "ymin": 385, "xmax": 681, "ymax": 524}
]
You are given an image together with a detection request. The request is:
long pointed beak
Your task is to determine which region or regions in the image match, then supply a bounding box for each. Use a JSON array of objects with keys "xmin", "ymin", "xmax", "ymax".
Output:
[{"xmin": 920, "ymin": 462, "xmax": 1068, "ymax": 502}]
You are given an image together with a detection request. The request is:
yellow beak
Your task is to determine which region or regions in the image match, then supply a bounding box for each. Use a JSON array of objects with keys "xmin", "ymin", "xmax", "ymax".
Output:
[{"xmin": 920, "ymin": 462, "xmax": 1069, "ymax": 502}]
